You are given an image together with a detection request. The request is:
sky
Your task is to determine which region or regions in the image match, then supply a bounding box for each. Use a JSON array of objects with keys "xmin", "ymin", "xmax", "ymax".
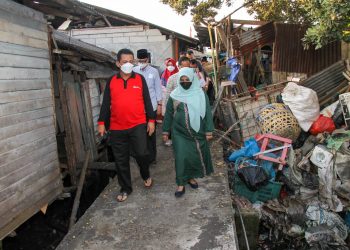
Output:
[{"xmin": 80, "ymin": 0, "xmax": 254, "ymax": 37}]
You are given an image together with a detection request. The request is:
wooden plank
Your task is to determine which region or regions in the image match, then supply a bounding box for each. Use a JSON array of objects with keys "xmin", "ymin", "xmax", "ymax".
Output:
[
  {"xmin": 90, "ymin": 96, "xmax": 100, "ymax": 108},
  {"xmin": 0, "ymin": 106, "xmax": 53, "ymax": 128},
  {"xmin": 0, "ymin": 79, "xmax": 51, "ymax": 92},
  {"xmin": 0, "ymin": 152, "xmax": 58, "ymax": 203},
  {"xmin": 0, "ymin": 181, "xmax": 61, "ymax": 240},
  {"xmin": 0, "ymin": 98, "xmax": 52, "ymax": 117},
  {"xmin": 81, "ymin": 81, "xmax": 97, "ymax": 160},
  {"xmin": 0, "ymin": 0, "xmax": 46, "ymax": 23},
  {"xmin": 89, "ymin": 84, "xmax": 99, "ymax": 98},
  {"xmin": 0, "ymin": 125, "xmax": 54, "ymax": 154},
  {"xmin": 0, "ymin": 67, "xmax": 50, "ymax": 80},
  {"xmin": 0, "ymin": 151, "xmax": 57, "ymax": 192},
  {"xmin": 56, "ymin": 63, "xmax": 77, "ymax": 185},
  {"xmin": 0, "ymin": 17, "xmax": 48, "ymax": 41},
  {"xmin": 0, "ymin": 168, "xmax": 61, "ymax": 230},
  {"xmin": 0, "ymin": 89, "xmax": 52, "ymax": 104},
  {"xmin": 0, "ymin": 139, "xmax": 57, "ymax": 176},
  {"xmin": 237, "ymin": 71, "xmax": 248, "ymax": 92},
  {"xmin": 0, "ymin": 30, "xmax": 48, "ymax": 49},
  {"xmin": 0, "ymin": 8, "xmax": 47, "ymax": 33},
  {"xmin": 216, "ymin": 26, "xmax": 228, "ymax": 50},
  {"xmin": 92, "ymin": 106, "xmax": 100, "ymax": 118},
  {"xmin": 231, "ymin": 19, "xmax": 268, "ymax": 26},
  {"xmin": 0, "ymin": 53, "xmax": 50, "ymax": 69},
  {"xmin": 0, "ymin": 116, "xmax": 53, "ymax": 141},
  {"xmin": 75, "ymin": 81, "xmax": 90, "ymax": 152},
  {"xmin": 66, "ymin": 84, "xmax": 85, "ymax": 163},
  {"xmin": 0, "ymin": 41, "xmax": 48, "ymax": 59}
]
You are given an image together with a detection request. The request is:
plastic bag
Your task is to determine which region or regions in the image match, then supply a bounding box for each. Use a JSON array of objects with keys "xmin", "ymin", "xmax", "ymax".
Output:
[
  {"xmin": 306, "ymin": 205, "xmax": 348, "ymax": 240},
  {"xmin": 309, "ymin": 115, "xmax": 336, "ymax": 135},
  {"xmin": 237, "ymin": 166, "xmax": 269, "ymax": 191},
  {"xmin": 228, "ymin": 138, "xmax": 260, "ymax": 162},
  {"xmin": 281, "ymin": 82, "xmax": 320, "ymax": 131},
  {"xmin": 227, "ymin": 57, "xmax": 240, "ymax": 82}
]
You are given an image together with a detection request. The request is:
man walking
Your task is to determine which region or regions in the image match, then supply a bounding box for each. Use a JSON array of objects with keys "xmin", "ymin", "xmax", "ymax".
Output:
[
  {"xmin": 98, "ymin": 48, "xmax": 155, "ymax": 202},
  {"xmin": 133, "ymin": 49, "xmax": 162, "ymax": 164}
]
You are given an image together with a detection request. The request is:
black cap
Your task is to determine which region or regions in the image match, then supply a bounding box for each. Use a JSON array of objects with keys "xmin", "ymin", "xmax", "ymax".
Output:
[{"xmin": 137, "ymin": 49, "xmax": 148, "ymax": 59}]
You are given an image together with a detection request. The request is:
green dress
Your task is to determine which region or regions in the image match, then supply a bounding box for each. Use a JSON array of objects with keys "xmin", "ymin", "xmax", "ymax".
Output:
[{"xmin": 163, "ymin": 94, "xmax": 214, "ymax": 186}]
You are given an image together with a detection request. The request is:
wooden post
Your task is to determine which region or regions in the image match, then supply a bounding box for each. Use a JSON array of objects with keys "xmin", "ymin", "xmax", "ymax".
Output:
[
  {"xmin": 174, "ymin": 37, "xmax": 179, "ymax": 62},
  {"xmin": 208, "ymin": 24, "xmax": 218, "ymax": 96},
  {"xmin": 80, "ymin": 79, "xmax": 98, "ymax": 160},
  {"xmin": 69, "ymin": 150, "xmax": 90, "ymax": 230},
  {"xmin": 56, "ymin": 59, "xmax": 77, "ymax": 185}
]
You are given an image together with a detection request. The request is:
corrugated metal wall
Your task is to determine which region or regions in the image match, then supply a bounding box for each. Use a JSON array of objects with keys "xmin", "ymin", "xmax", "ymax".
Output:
[
  {"xmin": 239, "ymin": 22, "xmax": 275, "ymax": 54},
  {"xmin": 273, "ymin": 23, "xmax": 342, "ymax": 75}
]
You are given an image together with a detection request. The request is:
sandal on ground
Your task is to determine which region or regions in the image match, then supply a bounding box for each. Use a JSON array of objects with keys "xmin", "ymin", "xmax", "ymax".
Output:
[
  {"xmin": 144, "ymin": 178, "xmax": 153, "ymax": 188},
  {"xmin": 175, "ymin": 186, "xmax": 185, "ymax": 198},
  {"xmin": 116, "ymin": 192, "xmax": 128, "ymax": 202},
  {"xmin": 188, "ymin": 180, "xmax": 199, "ymax": 189}
]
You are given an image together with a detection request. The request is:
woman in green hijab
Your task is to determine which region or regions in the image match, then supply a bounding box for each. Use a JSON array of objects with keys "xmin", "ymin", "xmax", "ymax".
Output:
[{"xmin": 162, "ymin": 67, "xmax": 214, "ymax": 198}]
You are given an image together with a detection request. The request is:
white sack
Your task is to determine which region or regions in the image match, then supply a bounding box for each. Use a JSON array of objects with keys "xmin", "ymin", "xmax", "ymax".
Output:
[{"xmin": 281, "ymin": 82, "xmax": 320, "ymax": 131}]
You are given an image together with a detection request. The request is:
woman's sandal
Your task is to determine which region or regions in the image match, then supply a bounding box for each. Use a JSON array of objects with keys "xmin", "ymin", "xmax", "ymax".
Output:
[
  {"xmin": 116, "ymin": 192, "xmax": 128, "ymax": 202},
  {"xmin": 188, "ymin": 180, "xmax": 198, "ymax": 189},
  {"xmin": 144, "ymin": 178, "xmax": 153, "ymax": 188}
]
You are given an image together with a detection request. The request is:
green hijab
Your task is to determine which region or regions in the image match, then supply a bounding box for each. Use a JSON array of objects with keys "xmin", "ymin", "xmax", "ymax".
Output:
[{"xmin": 170, "ymin": 67, "xmax": 206, "ymax": 132}]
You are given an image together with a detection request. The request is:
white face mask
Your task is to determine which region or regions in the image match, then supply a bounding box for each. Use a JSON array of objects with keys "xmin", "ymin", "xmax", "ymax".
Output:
[
  {"xmin": 120, "ymin": 62, "xmax": 134, "ymax": 74},
  {"xmin": 167, "ymin": 66, "xmax": 175, "ymax": 72},
  {"xmin": 138, "ymin": 62, "xmax": 147, "ymax": 69}
]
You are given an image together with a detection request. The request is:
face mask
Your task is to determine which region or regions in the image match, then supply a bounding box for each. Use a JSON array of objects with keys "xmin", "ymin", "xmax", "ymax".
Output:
[
  {"xmin": 120, "ymin": 62, "xmax": 134, "ymax": 74},
  {"xmin": 180, "ymin": 81, "xmax": 192, "ymax": 90},
  {"xmin": 167, "ymin": 66, "xmax": 175, "ymax": 72},
  {"xmin": 138, "ymin": 62, "xmax": 147, "ymax": 69}
]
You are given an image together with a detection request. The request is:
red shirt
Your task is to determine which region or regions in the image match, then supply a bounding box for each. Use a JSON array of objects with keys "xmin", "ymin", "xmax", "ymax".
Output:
[{"xmin": 98, "ymin": 72, "xmax": 155, "ymax": 130}]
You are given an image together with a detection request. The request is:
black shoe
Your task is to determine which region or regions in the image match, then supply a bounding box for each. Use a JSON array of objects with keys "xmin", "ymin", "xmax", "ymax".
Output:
[
  {"xmin": 188, "ymin": 181, "xmax": 198, "ymax": 189},
  {"xmin": 175, "ymin": 187, "xmax": 185, "ymax": 198}
]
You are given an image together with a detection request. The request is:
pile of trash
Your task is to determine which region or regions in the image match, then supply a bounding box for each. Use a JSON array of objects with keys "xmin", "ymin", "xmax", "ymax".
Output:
[{"xmin": 226, "ymin": 82, "xmax": 350, "ymax": 249}]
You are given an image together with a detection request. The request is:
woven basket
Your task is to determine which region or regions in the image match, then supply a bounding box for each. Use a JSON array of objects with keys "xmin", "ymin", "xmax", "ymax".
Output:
[{"xmin": 256, "ymin": 103, "xmax": 301, "ymax": 142}]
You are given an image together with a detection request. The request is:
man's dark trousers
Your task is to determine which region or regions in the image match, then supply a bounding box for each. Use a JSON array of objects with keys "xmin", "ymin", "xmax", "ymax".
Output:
[{"xmin": 109, "ymin": 123, "xmax": 150, "ymax": 194}]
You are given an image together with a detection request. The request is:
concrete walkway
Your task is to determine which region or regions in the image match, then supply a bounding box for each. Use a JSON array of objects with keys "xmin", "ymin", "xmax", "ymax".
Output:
[{"xmin": 56, "ymin": 135, "xmax": 238, "ymax": 250}]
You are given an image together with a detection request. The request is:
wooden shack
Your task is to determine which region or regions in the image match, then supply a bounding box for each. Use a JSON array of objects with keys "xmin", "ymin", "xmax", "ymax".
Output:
[{"xmin": 0, "ymin": 1, "xmax": 62, "ymax": 239}]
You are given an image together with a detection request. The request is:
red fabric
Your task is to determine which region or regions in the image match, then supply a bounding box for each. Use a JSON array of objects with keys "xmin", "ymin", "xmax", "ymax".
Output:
[
  {"xmin": 109, "ymin": 75, "xmax": 147, "ymax": 130},
  {"xmin": 161, "ymin": 58, "xmax": 179, "ymax": 84},
  {"xmin": 309, "ymin": 115, "xmax": 336, "ymax": 135}
]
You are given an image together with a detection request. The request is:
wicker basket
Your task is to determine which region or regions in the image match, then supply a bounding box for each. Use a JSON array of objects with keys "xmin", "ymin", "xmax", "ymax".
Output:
[{"xmin": 256, "ymin": 103, "xmax": 301, "ymax": 142}]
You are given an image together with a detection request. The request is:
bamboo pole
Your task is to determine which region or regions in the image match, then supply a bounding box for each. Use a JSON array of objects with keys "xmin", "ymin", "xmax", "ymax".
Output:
[{"xmin": 208, "ymin": 24, "xmax": 218, "ymax": 96}]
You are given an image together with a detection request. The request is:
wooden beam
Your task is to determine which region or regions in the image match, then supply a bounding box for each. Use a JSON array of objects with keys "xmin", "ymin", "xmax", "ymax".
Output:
[
  {"xmin": 53, "ymin": 49, "xmax": 80, "ymax": 57},
  {"xmin": 216, "ymin": 26, "xmax": 228, "ymax": 50},
  {"xmin": 231, "ymin": 19, "xmax": 268, "ymax": 26},
  {"xmin": 77, "ymin": 162, "xmax": 116, "ymax": 171},
  {"xmin": 56, "ymin": 61, "xmax": 77, "ymax": 185}
]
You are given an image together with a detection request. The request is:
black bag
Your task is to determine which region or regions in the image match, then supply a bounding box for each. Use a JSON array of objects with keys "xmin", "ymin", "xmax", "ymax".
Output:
[{"xmin": 237, "ymin": 166, "xmax": 269, "ymax": 191}]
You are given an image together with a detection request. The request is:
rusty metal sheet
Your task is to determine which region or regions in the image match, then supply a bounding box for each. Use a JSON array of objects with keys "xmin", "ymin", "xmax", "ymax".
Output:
[
  {"xmin": 273, "ymin": 23, "xmax": 341, "ymax": 75},
  {"xmin": 239, "ymin": 22, "xmax": 275, "ymax": 54},
  {"xmin": 301, "ymin": 60, "xmax": 347, "ymax": 106}
]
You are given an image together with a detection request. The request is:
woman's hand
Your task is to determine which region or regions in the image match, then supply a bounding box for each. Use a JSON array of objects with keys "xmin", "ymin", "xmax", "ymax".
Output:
[{"xmin": 206, "ymin": 134, "xmax": 213, "ymax": 141}]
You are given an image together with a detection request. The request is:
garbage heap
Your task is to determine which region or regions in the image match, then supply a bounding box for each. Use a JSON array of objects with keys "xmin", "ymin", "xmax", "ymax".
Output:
[{"xmin": 226, "ymin": 82, "xmax": 350, "ymax": 249}]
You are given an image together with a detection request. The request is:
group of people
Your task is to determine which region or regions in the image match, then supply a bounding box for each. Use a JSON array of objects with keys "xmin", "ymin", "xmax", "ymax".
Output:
[{"xmin": 98, "ymin": 48, "xmax": 214, "ymax": 201}]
